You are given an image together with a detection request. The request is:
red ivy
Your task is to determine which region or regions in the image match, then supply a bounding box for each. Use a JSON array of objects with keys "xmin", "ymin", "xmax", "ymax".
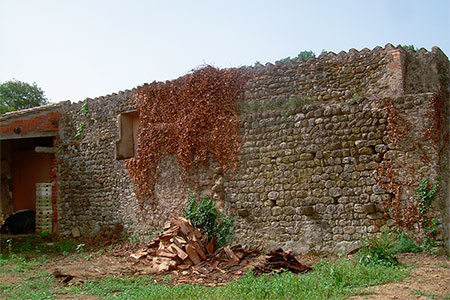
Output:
[{"xmin": 124, "ymin": 66, "xmax": 248, "ymax": 204}]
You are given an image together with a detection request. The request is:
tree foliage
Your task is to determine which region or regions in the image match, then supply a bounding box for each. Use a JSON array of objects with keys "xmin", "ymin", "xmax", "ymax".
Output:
[{"xmin": 0, "ymin": 79, "xmax": 48, "ymax": 114}]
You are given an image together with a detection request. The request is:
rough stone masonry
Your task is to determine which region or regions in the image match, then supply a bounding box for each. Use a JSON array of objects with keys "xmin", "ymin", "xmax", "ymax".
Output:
[{"xmin": 4, "ymin": 44, "xmax": 447, "ymax": 254}]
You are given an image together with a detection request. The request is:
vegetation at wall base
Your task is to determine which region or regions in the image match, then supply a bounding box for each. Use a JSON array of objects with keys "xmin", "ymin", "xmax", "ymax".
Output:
[
  {"xmin": 60, "ymin": 258, "xmax": 409, "ymax": 300},
  {"xmin": 183, "ymin": 194, "xmax": 234, "ymax": 248},
  {"xmin": 358, "ymin": 230, "xmax": 400, "ymax": 267},
  {"xmin": 0, "ymin": 233, "xmax": 417, "ymax": 300}
]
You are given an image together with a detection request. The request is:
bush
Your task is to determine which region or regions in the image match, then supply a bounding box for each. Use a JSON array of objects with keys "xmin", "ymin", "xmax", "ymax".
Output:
[
  {"xmin": 183, "ymin": 194, "xmax": 234, "ymax": 248},
  {"xmin": 391, "ymin": 230, "xmax": 421, "ymax": 254},
  {"xmin": 358, "ymin": 231, "xmax": 399, "ymax": 267}
]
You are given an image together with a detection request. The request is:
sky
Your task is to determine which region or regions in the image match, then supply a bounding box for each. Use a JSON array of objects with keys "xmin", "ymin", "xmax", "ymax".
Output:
[{"xmin": 1, "ymin": 0, "xmax": 449, "ymax": 104}]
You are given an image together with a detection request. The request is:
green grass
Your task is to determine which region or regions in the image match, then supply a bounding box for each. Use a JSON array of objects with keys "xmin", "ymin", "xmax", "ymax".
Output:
[
  {"xmin": 412, "ymin": 289, "xmax": 436, "ymax": 299},
  {"xmin": 67, "ymin": 259, "xmax": 409, "ymax": 300},
  {"xmin": 1, "ymin": 234, "xmax": 80, "ymax": 256},
  {"xmin": 0, "ymin": 271, "xmax": 57, "ymax": 300},
  {"xmin": 434, "ymin": 261, "xmax": 450, "ymax": 269},
  {"xmin": 0, "ymin": 235, "xmax": 412, "ymax": 300},
  {"xmin": 0, "ymin": 253, "xmax": 49, "ymax": 273}
]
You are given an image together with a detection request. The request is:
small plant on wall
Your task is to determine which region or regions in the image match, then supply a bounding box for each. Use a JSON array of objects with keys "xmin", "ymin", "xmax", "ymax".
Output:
[{"xmin": 75, "ymin": 100, "xmax": 88, "ymax": 139}]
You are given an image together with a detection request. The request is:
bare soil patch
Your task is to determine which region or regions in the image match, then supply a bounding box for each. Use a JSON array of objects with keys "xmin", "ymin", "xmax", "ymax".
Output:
[{"xmin": 350, "ymin": 253, "xmax": 450, "ymax": 300}]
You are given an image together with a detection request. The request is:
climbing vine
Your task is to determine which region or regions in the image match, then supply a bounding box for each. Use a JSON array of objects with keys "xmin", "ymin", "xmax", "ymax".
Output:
[
  {"xmin": 377, "ymin": 94, "xmax": 445, "ymax": 230},
  {"xmin": 381, "ymin": 98, "xmax": 410, "ymax": 144},
  {"xmin": 423, "ymin": 91, "xmax": 445, "ymax": 147},
  {"xmin": 124, "ymin": 66, "xmax": 248, "ymax": 204},
  {"xmin": 75, "ymin": 100, "xmax": 88, "ymax": 139}
]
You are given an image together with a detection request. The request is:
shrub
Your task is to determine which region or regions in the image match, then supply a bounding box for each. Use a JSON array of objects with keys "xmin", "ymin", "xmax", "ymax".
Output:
[
  {"xmin": 358, "ymin": 231, "xmax": 399, "ymax": 267},
  {"xmin": 183, "ymin": 194, "xmax": 234, "ymax": 248},
  {"xmin": 391, "ymin": 230, "xmax": 421, "ymax": 254}
]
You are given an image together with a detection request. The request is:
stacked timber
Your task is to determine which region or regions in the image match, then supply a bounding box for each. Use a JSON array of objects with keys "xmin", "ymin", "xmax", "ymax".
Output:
[{"xmin": 129, "ymin": 216, "xmax": 259, "ymax": 273}]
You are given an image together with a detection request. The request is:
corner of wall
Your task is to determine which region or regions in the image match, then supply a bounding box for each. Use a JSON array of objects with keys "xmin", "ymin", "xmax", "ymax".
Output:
[{"xmin": 385, "ymin": 48, "xmax": 407, "ymax": 97}]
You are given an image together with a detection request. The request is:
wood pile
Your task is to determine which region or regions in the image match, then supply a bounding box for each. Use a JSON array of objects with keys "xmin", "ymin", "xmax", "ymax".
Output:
[
  {"xmin": 129, "ymin": 216, "xmax": 258, "ymax": 273},
  {"xmin": 253, "ymin": 248, "xmax": 312, "ymax": 275}
]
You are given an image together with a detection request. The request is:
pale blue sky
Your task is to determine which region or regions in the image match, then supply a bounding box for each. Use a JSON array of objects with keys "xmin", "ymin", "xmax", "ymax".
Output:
[{"xmin": 1, "ymin": 0, "xmax": 449, "ymax": 103}]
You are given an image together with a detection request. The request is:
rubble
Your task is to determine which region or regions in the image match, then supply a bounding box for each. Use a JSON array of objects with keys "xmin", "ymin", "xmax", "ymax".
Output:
[
  {"xmin": 253, "ymin": 248, "xmax": 312, "ymax": 275},
  {"xmin": 128, "ymin": 216, "xmax": 259, "ymax": 273}
]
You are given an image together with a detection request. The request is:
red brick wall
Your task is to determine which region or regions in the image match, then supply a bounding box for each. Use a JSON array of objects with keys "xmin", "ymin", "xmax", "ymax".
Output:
[{"xmin": 0, "ymin": 112, "xmax": 61, "ymax": 135}]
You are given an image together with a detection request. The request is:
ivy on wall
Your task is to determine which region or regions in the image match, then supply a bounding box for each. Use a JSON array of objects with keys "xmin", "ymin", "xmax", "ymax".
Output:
[
  {"xmin": 376, "ymin": 92, "xmax": 447, "ymax": 245},
  {"xmin": 124, "ymin": 66, "xmax": 248, "ymax": 205}
]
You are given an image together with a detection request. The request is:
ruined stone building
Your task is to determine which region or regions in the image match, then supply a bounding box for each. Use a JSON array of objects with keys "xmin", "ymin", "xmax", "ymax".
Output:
[{"xmin": 1, "ymin": 44, "xmax": 449, "ymax": 253}]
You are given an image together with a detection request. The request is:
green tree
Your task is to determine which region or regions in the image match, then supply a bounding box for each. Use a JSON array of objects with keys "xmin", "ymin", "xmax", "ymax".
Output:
[{"xmin": 0, "ymin": 79, "xmax": 48, "ymax": 114}]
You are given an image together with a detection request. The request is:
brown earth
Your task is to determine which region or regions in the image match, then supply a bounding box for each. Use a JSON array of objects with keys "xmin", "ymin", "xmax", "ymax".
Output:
[
  {"xmin": 1, "ymin": 250, "xmax": 449, "ymax": 299},
  {"xmin": 350, "ymin": 253, "xmax": 450, "ymax": 300}
]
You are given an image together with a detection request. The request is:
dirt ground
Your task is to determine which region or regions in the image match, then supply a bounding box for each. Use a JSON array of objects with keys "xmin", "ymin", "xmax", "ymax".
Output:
[
  {"xmin": 47, "ymin": 251, "xmax": 449, "ymax": 299},
  {"xmin": 350, "ymin": 253, "xmax": 450, "ymax": 300},
  {"xmin": 1, "ymin": 247, "xmax": 449, "ymax": 299}
]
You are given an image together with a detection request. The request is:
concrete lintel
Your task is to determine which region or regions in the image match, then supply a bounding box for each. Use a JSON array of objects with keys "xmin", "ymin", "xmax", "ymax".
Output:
[
  {"xmin": 35, "ymin": 146, "xmax": 56, "ymax": 153},
  {"xmin": 0, "ymin": 131, "xmax": 58, "ymax": 140}
]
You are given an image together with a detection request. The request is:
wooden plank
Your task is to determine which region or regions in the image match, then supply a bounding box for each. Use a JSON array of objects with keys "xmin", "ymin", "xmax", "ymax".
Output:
[
  {"xmin": 206, "ymin": 238, "xmax": 215, "ymax": 255},
  {"xmin": 170, "ymin": 244, "xmax": 189, "ymax": 260},
  {"xmin": 185, "ymin": 244, "xmax": 202, "ymax": 265},
  {"xmin": 224, "ymin": 246, "xmax": 240, "ymax": 263},
  {"xmin": 193, "ymin": 241, "xmax": 207, "ymax": 260},
  {"xmin": 156, "ymin": 248, "xmax": 177, "ymax": 258}
]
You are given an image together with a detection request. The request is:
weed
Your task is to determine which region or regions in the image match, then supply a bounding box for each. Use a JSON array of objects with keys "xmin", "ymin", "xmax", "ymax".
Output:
[
  {"xmin": 68, "ymin": 258, "xmax": 408, "ymax": 300},
  {"xmin": 402, "ymin": 45, "xmax": 417, "ymax": 51},
  {"xmin": 415, "ymin": 178, "xmax": 440, "ymax": 252},
  {"xmin": 434, "ymin": 261, "xmax": 450, "ymax": 268},
  {"xmin": 81, "ymin": 100, "xmax": 88, "ymax": 115},
  {"xmin": 391, "ymin": 230, "xmax": 421, "ymax": 254},
  {"xmin": 296, "ymin": 50, "xmax": 315, "ymax": 60},
  {"xmin": 75, "ymin": 121, "xmax": 85, "ymax": 138},
  {"xmin": 38, "ymin": 231, "xmax": 51, "ymax": 239},
  {"xmin": 412, "ymin": 289, "xmax": 436, "ymax": 299},
  {"xmin": 76, "ymin": 243, "xmax": 85, "ymax": 253},
  {"xmin": 0, "ymin": 271, "xmax": 56, "ymax": 299},
  {"xmin": 239, "ymin": 97, "xmax": 311, "ymax": 114},
  {"xmin": 358, "ymin": 231, "xmax": 399, "ymax": 267},
  {"xmin": 52, "ymin": 240, "xmax": 76, "ymax": 253},
  {"xmin": 183, "ymin": 194, "xmax": 234, "ymax": 248}
]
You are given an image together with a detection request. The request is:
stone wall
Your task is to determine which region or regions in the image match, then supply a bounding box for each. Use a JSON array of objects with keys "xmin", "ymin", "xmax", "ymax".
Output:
[
  {"xmin": 56, "ymin": 91, "xmax": 138, "ymax": 234},
  {"xmin": 54, "ymin": 44, "xmax": 449, "ymax": 253},
  {"xmin": 223, "ymin": 93, "xmax": 446, "ymax": 253}
]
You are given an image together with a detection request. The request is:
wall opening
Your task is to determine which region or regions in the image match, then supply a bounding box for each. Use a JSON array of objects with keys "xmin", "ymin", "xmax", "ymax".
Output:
[
  {"xmin": 115, "ymin": 110, "xmax": 139, "ymax": 160},
  {"xmin": 1, "ymin": 136, "xmax": 55, "ymax": 232}
]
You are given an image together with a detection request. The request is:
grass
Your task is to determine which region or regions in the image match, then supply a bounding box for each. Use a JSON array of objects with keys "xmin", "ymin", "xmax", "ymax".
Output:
[
  {"xmin": 435, "ymin": 261, "xmax": 450, "ymax": 269},
  {"xmin": 0, "ymin": 270, "xmax": 57, "ymax": 300},
  {"xmin": 412, "ymin": 289, "xmax": 436, "ymax": 299},
  {"xmin": 66, "ymin": 259, "xmax": 409, "ymax": 300},
  {"xmin": 0, "ymin": 233, "xmax": 415, "ymax": 300}
]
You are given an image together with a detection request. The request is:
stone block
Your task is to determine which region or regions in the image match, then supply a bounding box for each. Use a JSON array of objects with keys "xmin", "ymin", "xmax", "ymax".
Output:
[
  {"xmin": 302, "ymin": 206, "xmax": 315, "ymax": 216},
  {"xmin": 363, "ymin": 203, "xmax": 377, "ymax": 213},
  {"xmin": 237, "ymin": 209, "xmax": 250, "ymax": 217}
]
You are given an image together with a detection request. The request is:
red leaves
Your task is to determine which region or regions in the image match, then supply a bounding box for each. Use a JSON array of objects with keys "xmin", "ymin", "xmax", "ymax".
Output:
[{"xmin": 124, "ymin": 66, "xmax": 247, "ymax": 204}]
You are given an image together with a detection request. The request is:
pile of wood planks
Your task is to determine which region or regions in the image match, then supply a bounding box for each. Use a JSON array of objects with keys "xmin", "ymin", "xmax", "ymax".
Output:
[
  {"xmin": 253, "ymin": 248, "xmax": 312, "ymax": 274},
  {"xmin": 130, "ymin": 216, "xmax": 225, "ymax": 272}
]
